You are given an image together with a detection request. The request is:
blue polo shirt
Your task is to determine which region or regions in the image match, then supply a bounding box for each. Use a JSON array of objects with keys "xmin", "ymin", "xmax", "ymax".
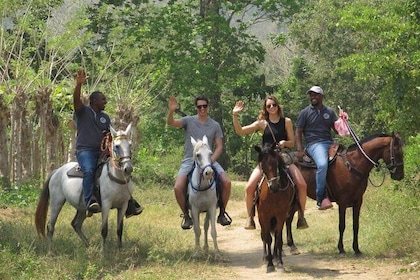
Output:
[
  {"xmin": 75, "ymin": 104, "xmax": 111, "ymax": 151},
  {"xmin": 296, "ymin": 104, "xmax": 337, "ymax": 146}
]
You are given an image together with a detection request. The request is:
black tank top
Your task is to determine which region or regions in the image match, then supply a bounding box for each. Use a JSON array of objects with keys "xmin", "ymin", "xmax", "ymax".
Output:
[{"xmin": 262, "ymin": 118, "xmax": 287, "ymax": 146}]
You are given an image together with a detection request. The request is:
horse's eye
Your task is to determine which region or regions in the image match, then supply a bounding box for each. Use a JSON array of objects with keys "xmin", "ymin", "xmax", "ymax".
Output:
[{"xmin": 196, "ymin": 154, "xmax": 201, "ymax": 159}]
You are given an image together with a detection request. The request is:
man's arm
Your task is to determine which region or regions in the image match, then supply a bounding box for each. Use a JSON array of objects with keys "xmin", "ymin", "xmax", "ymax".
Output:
[
  {"xmin": 212, "ymin": 137, "xmax": 223, "ymax": 163},
  {"xmin": 166, "ymin": 96, "xmax": 183, "ymax": 128},
  {"xmin": 73, "ymin": 69, "xmax": 87, "ymax": 111}
]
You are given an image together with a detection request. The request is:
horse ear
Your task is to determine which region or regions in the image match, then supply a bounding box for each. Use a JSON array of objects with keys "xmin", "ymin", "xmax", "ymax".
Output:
[
  {"xmin": 202, "ymin": 135, "xmax": 208, "ymax": 145},
  {"xmin": 110, "ymin": 125, "xmax": 117, "ymax": 137},
  {"xmin": 191, "ymin": 136, "xmax": 197, "ymax": 146},
  {"xmin": 124, "ymin": 123, "xmax": 132, "ymax": 135}
]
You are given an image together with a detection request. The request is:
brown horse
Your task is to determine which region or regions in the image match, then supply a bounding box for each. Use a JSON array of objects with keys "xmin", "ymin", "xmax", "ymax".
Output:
[
  {"xmin": 255, "ymin": 144, "xmax": 295, "ymax": 273},
  {"xmin": 288, "ymin": 133, "xmax": 404, "ymax": 255}
]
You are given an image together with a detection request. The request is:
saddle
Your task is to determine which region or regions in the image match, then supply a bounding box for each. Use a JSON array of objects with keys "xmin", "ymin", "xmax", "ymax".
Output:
[
  {"xmin": 66, "ymin": 153, "xmax": 110, "ymax": 202},
  {"xmin": 294, "ymin": 142, "xmax": 342, "ymax": 168}
]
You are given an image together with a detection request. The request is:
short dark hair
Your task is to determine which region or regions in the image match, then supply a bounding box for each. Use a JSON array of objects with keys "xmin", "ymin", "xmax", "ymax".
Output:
[
  {"xmin": 195, "ymin": 95, "xmax": 209, "ymax": 106},
  {"xmin": 89, "ymin": 91, "xmax": 104, "ymax": 103}
]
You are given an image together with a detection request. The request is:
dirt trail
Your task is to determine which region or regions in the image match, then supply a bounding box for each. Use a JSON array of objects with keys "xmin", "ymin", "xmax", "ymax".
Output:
[{"xmin": 215, "ymin": 186, "xmax": 418, "ymax": 280}]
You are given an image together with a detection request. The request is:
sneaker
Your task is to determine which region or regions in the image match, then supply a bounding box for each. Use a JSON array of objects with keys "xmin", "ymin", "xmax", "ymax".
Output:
[
  {"xmin": 318, "ymin": 197, "xmax": 333, "ymax": 210},
  {"xmin": 297, "ymin": 217, "xmax": 309, "ymax": 229},
  {"xmin": 217, "ymin": 212, "xmax": 232, "ymax": 226},
  {"xmin": 181, "ymin": 214, "xmax": 193, "ymax": 230},
  {"xmin": 244, "ymin": 217, "xmax": 256, "ymax": 230},
  {"xmin": 88, "ymin": 200, "xmax": 100, "ymax": 213}
]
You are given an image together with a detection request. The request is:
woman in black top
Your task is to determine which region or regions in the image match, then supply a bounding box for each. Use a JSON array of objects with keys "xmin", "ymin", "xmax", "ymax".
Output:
[{"xmin": 232, "ymin": 96, "xmax": 308, "ymax": 230}]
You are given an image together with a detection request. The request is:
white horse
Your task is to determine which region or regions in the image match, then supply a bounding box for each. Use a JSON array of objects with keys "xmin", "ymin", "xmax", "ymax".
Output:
[
  {"xmin": 35, "ymin": 123, "xmax": 133, "ymax": 252},
  {"xmin": 189, "ymin": 135, "xmax": 219, "ymax": 258}
]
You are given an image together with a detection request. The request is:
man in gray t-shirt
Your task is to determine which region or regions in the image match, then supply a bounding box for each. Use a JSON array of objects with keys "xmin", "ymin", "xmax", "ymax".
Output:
[
  {"xmin": 295, "ymin": 85, "xmax": 338, "ymax": 210},
  {"xmin": 167, "ymin": 95, "xmax": 232, "ymax": 229}
]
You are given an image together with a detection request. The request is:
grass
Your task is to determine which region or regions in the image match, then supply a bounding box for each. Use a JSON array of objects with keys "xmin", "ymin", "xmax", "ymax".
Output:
[{"xmin": 0, "ymin": 176, "xmax": 418, "ymax": 279}]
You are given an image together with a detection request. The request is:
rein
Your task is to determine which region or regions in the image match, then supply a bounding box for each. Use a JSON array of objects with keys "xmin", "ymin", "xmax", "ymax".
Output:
[
  {"xmin": 189, "ymin": 162, "xmax": 215, "ymax": 192},
  {"xmin": 342, "ymin": 118, "xmax": 403, "ymax": 183}
]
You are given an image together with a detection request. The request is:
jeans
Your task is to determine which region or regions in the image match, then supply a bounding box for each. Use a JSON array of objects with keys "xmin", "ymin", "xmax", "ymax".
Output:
[
  {"xmin": 306, "ymin": 141, "xmax": 332, "ymax": 203},
  {"xmin": 76, "ymin": 150, "xmax": 101, "ymax": 205}
]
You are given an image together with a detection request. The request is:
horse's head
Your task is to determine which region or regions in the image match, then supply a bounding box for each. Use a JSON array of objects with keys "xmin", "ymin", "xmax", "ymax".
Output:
[
  {"xmin": 191, "ymin": 135, "xmax": 214, "ymax": 181},
  {"xmin": 255, "ymin": 143, "xmax": 288, "ymax": 193},
  {"xmin": 110, "ymin": 123, "xmax": 133, "ymax": 175},
  {"xmin": 384, "ymin": 133, "xmax": 404, "ymax": 180}
]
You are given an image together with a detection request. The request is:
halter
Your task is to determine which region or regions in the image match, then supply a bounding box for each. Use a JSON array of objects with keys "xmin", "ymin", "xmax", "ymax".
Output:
[
  {"xmin": 101, "ymin": 132, "xmax": 132, "ymax": 184},
  {"xmin": 190, "ymin": 143, "xmax": 215, "ymax": 192},
  {"xmin": 189, "ymin": 163, "xmax": 215, "ymax": 192},
  {"xmin": 260, "ymin": 148, "xmax": 293, "ymax": 192},
  {"xmin": 384, "ymin": 136, "xmax": 404, "ymax": 174}
]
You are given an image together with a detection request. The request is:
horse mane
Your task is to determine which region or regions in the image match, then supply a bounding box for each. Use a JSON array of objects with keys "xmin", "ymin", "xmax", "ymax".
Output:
[{"xmin": 347, "ymin": 133, "xmax": 392, "ymax": 151}]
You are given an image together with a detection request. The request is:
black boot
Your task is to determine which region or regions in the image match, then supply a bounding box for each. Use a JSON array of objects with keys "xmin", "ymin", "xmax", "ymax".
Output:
[{"xmin": 125, "ymin": 198, "xmax": 144, "ymax": 218}]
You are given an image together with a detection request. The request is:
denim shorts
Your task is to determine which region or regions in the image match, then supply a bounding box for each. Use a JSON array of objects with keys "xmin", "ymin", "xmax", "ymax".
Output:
[{"xmin": 177, "ymin": 157, "xmax": 225, "ymax": 176}]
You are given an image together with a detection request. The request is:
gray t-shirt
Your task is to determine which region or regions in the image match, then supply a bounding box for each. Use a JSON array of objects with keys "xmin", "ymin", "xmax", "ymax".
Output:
[
  {"xmin": 296, "ymin": 104, "xmax": 337, "ymax": 146},
  {"xmin": 75, "ymin": 104, "xmax": 111, "ymax": 151},
  {"xmin": 180, "ymin": 115, "xmax": 223, "ymax": 158}
]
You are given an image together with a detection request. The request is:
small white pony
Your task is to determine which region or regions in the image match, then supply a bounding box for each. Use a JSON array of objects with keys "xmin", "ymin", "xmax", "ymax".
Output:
[
  {"xmin": 35, "ymin": 123, "xmax": 134, "ymax": 252},
  {"xmin": 189, "ymin": 135, "xmax": 219, "ymax": 258}
]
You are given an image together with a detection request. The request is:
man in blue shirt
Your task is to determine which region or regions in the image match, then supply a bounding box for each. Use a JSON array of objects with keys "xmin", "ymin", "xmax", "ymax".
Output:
[
  {"xmin": 74, "ymin": 69, "xmax": 143, "ymax": 217},
  {"xmin": 295, "ymin": 86, "xmax": 337, "ymax": 210}
]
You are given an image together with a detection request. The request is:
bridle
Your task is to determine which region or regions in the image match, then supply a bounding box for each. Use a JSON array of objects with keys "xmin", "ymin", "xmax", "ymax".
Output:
[
  {"xmin": 384, "ymin": 136, "xmax": 404, "ymax": 174},
  {"xmin": 190, "ymin": 144, "xmax": 215, "ymax": 192},
  {"xmin": 355, "ymin": 135, "xmax": 403, "ymax": 173},
  {"xmin": 260, "ymin": 148, "xmax": 293, "ymax": 192},
  {"xmin": 110, "ymin": 135, "xmax": 132, "ymax": 170}
]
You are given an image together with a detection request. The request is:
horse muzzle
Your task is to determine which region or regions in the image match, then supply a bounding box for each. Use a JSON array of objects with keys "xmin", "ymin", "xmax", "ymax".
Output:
[
  {"xmin": 121, "ymin": 159, "xmax": 133, "ymax": 175},
  {"xmin": 202, "ymin": 166, "xmax": 214, "ymax": 181}
]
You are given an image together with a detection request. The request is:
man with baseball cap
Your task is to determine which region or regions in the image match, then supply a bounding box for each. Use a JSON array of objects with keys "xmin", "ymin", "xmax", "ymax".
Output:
[{"xmin": 295, "ymin": 85, "xmax": 338, "ymax": 210}]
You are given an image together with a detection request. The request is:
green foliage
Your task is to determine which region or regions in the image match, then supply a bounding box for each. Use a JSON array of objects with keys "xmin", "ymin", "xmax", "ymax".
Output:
[
  {"xmin": 393, "ymin": 133, "xmax": 420, "ymax": 196},
  {"xmin": 0, "ymin": 183, "xmax": 40, "ymax": 207}
]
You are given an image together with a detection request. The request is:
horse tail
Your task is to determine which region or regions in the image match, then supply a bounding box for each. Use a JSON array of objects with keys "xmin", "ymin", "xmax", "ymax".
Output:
[{"xmin": 35, "ymin": 170, "xmax": 55, "ymax": 238}]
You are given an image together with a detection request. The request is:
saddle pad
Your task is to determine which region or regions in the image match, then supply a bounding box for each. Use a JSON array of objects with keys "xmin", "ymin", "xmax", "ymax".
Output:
[{"xmin": 67, "ymin": 165, "xmax": 83, "ymax": 178}]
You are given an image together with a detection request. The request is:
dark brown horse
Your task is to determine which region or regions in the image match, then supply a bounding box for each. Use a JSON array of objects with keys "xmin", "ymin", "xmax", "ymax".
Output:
[
  {"xmin": 289, "ymin": 133, "xmax": 404, "ymax": 255},
  {"xmin": 255, "ymin": 144, "xmax": 295, "ymax": 273}
]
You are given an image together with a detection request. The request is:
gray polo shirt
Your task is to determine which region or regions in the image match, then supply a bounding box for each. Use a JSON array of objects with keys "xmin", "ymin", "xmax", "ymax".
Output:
[{"xmin": 296, "ymin": 104, "xmax": 337, "ymax": 146}]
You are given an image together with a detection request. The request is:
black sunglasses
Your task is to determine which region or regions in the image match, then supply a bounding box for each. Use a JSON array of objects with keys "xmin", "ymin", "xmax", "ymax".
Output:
[
  {"xmin": 266, "ymin": 103, "xmax": 278, "ymax": 109},
  {"xmin": 196, "ymin": 104, "xmax": 208, "ymax": 109}
]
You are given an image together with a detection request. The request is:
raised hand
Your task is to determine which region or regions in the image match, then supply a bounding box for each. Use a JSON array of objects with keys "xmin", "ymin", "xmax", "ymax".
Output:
[{"xmin": 232, "ymin": 101, "xmax": 244, "ymax": 115}]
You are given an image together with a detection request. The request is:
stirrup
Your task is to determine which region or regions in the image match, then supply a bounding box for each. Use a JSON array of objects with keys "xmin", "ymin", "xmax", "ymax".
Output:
[{"xmin": 217, "ymin": 212, "xmax": 232, "ymax": 226}]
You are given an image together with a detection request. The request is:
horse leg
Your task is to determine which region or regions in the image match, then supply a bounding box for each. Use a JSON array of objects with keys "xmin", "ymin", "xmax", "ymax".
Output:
[
  {"xmin": 203, "ymin": 212, "xmax": 209, "ymax": 253},
  {"xmin": 261, "ymin": 230, "xmax": 275, "ymax": 273},
  {"xmin": 116, "ymin": 208, "xmax": 125, "ymax": 250},
  {"xmin": 209, "ymin": 206, "xmax": 219, "ymax": 253},
  {"xmin": 101, "ymin": 207, "xmax": 110, "ymax": 253},
  {"xmin": 352, "ymin": 200, "xmax": 363, "ymax": 256},
  {"xmin": 47, "ymin": 200, "xmax": 66, "ymax": 252},
  {"xmin": 275, "ymin": 227, "xmax": 286, "ymax": 273},
  {"xmin": 337, "ymin": 204, "xmax": 347, "ymax": 254},
  {"xmin": 191, "ymin": 208, "xmax": 201, "ymax": 258},
  {"xmin": 71, "ymin": 210, "xmax": 89, "ymax": 247},
  {"xmin": 285, "ymin": 213, "xmax": 300, "ymax": 255}
]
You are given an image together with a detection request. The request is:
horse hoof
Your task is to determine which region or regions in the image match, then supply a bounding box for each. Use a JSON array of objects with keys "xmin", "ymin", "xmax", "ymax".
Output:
[
  {"xmin": 266, "ymin": 265, "xmax": 275, "ymax": 273},
  {"xmin": 192, "ymin": 251, "xmax": 202, "ymax": 259},
  {"xmin": 290, "ymin": 247, "xmax": 301, "ymax": 255}
]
